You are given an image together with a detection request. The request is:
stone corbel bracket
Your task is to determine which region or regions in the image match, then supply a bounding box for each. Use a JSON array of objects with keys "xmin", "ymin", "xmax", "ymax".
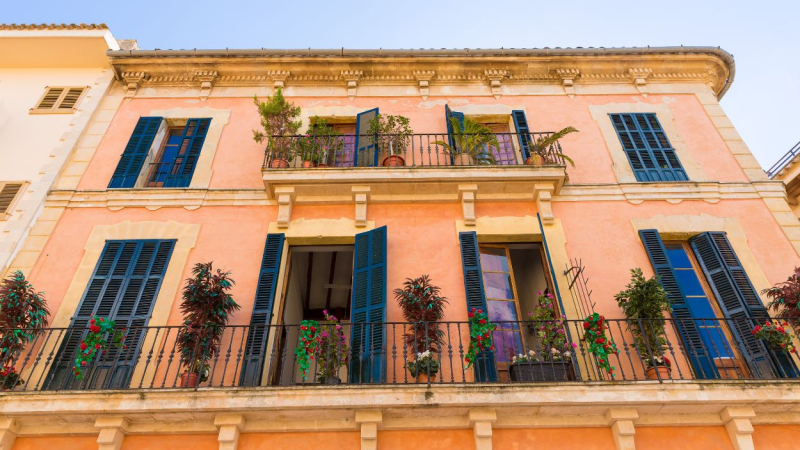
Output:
[
  {"xmin": 606, "ymin": 408, "xmax": 638, "ymax": 450},
  {"xmin": 95, "ymin": 416, "xmax": 129, "ymax": 450},
  {"xmin": 195, "ymin": 70, "xmax": 219, "ymax": 101},
  {"xmin": 555, "ymin": 68, "xmax": 580, "ymax": 98},
  {"xmin": 121, "ymin": 71, "xmax": 150, "ymax": 98},
  {"xmin": 484, "ymin": 69, "xmax": 508, "ymax": 99},
  {"xmin": 629, "ymin": 68, "xmax": 653, "ymax": 97},
  {"xmin": 342, "ymin": 70, "xmax": 363, "ymax": 101},
  {"xmin": 353, "ymin": 186, "xmax": 371, "ymax": 228},
  {"xmin": 459, "ymin": 184, "xmax": 478, "ymax": 226},
  {"xmin": 355, "ymin": 410, "xmax": 382, "ymax": 450},
  {"xmin": 469, "ymin": 408, "xmax": 497, "ymax": 450},
  {"xmin": 268, "ymin": 70, "xmax": 290, "ymax": 91},
  {"xmin": 275, "ymin": 186, "xmax": 296, "ymax": 229},
  {"xmin": 0, "ymin": 418, "xmax": 19, "ymax": 450},
  {"xmin": 413, "ymin": 70, "xmax": 436, "ymax": 100},
  {"xmin": 721, "ymin": 406, "xmax": 756, "ymax": 450},
  {"xmin": 535, "ymin": 183, "xmax": 556, "ymax": 225},
  {"xmin": 215, "ymin": 413, "xmax": 246, "ymax": 450}
]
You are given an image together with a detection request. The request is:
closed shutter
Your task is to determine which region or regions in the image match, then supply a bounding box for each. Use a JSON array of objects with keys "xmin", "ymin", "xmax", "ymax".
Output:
[
  {"xmin": 691, "ymin": 232, "xmax": 797, "ymax": 378},
  {"xmin": 46, "ymin": 240, "xmax": 175, "ymax": 390},
  {"xmin": 458, "ymin": 231, "xmax": 497, "ymax": 382},
  {"xmin": 108, "ymin": 117, "xmax": 163, "ymax": 188},
  {"xmin": 511, "ymin": 110, "xmax": 532, "ymax": 161},
  {"xmin": 349, "ymin": 226, "xmax": 387, "ymax": 383},
  {"xmin": 0, "ymin": 183, "xmax": 24, "ymax": 215},
  {"xmin": 35, "ymin": 88, "xmax": 64, "ymax": 110},
  {"xmin": 240, "ymin": 233, "xmax": 285, "ymax": 386},
  {"xmin": 610, "ymin": 113, "xmax": 687, "ymax": 182},
  {"xmin": 639, "ymin": 230, "xmax": 718, "ymax": 379},
  {"xmin": 57, "ymin": 88, "xmax": 86, "ymax": 111},
  {"xmin": 162, "ymin": 118, "xmax": 212, "ymax": 188},
  {"xmin": 445, "ymin": 105, "xmax": 465, "ymax": 165},
  {"xmin": 354, "ymin": 108, "xmax": 379, "ymax": 167}
]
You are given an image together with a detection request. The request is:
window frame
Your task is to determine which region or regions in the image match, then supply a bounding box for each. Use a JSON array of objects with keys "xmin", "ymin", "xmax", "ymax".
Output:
[
  {"xmin": 610, "ymin": 112, "xmax": 688, "ymax": 182},
  {"xmin": 30, "ymin": 86, "xmax": 89, "ymax": 114}
]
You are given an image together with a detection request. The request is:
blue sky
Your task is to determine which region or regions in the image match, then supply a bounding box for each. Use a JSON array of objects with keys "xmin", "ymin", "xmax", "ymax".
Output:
[{"xmin": 5, "ymin": 1, "xmax": 798, "ymax": 170}]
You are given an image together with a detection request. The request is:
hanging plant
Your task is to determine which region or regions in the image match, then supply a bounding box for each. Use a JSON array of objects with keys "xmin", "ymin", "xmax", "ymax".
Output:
[
  {"xmin": 582, "ymin": 313, "xmax": 619, "ymax": 377},
  {"xmin": 464, "ymin": 308, "xmax": 496, "ymax": 370},
  {"xmin": 72, "ymin": 316, "xmax": 126, "ymax": 380},
  {"xmin": 753, "ymin": 320, "xmax": 797, "ymax": 354},
  {"xmin": 295, "ymin": 319, "xmax": 319, "ymax": 379}
]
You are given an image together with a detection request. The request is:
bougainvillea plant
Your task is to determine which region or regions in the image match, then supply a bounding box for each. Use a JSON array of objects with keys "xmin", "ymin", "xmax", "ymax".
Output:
[
  {"xmin": 528, "ymin": 291, "xmax": 578, "ymax": 361},
  {"xmin": 72, "ymin": 316, "xmax": 125, "ymax": 380},
  {"xmin": 762, "ymin": 267, "xmax": 800, "ymax": 333},
  {"xmin": 464, "ymin": 308, "xmax": 497, "ymax": 370},
  {"xmin": 753, "ymin": 320, "xmax": 797, "ymax": 354},
  {"xmin": 582, "ymin": 313, "xmax": 619, "ymax": 377},
  {"xmin": 315, "ymin": 310, "xmax": 349, "ymax": 382},
  {"xmin": 295, "ymin": 319, "xmax": 319, "ymax": 379}
]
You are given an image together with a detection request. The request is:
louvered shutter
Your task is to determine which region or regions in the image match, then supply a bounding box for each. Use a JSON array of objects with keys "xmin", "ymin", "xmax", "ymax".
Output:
[
  {"xmin": 349, "ymin": 226, "xmax": 387, "ymax": 383},
  {"xmin": 458, "ymin": 231, "xmax": 497, "ymax": 382},
  {"xmin": 610, "ymin": 113, "xmax": 687, "ymax": 182},
  {"xmin": 354, "ymin": 108, "xmax": 379, "ymax": 167},
  {"xmin": 639, "ymin": 230, "xmax": 718, "ymax": 379},
  {"xmin": 445, "ymin": 105, "xmax": 465, "ymax": 165},
  {"xmin": 691, "ymin": 232, "xmax": 797, "ymax": 378},
  {"xmin": 511, "ymin": 110, "xmax": 532, "ymax": 161},
  {"xmin": 35, "ymin": 88, "xmax": 64, "ymax": 111},
  {"xmin": 56, "ymin": 88, "xmax": 85, "ymax": 111},
  {"xmin": 162, "ymin": 118, "xmax": 211, "ymax": 188},
  {"xmin": 108, "ymin": 117, "xmax": 163, "ymax": 188},
  {"xmin": 0, "ymin": 183, "xmax": 23, "ymax": 215},
  {"xmin": 45, "ymin": 240, "xmax": 175, "ymax": 390},
  {"xmin": 240, "ymin": 233, "xmax": 285, "ymax": 386}
]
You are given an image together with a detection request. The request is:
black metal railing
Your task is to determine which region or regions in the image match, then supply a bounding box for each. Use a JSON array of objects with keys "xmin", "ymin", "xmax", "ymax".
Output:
[
  {"xmin": 261, "ymin": 132, "xmax": 566, "ymax": 169},
  {"xmin": 0, "ymin": 317, "xmax": 797, "ymax": 392},
  {"xmin": 767, "ymin": 140, "xmax": 800, "ymax": 179}
]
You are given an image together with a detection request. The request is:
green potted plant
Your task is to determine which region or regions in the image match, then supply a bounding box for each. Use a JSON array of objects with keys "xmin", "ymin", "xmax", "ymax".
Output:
[
  {"xmin": 253, "ymin": 88, "xmax": 302, "ymax": 168},
  {"xmin": 393, "ymin": 275, "xmax": 448, "ymax": 382},
  {"xmin": 615, "ymin": 268, "xmax": 672, "ymax": 380},
  {"xmin": 0, "ymin": 271, "xmax": 49, "ymax": 390},
  {"xmin": 298, "ymin": 119, "xmax": 343, "ymax": 168},
  {"xmin": 367, "ymin": 114, "xmax": 413, "ymax": 167},
  {"xmin": 315, "ymin": 310, "xmax": 349, "ymax": 384},
  {"xmin": 582, "ymin": 312, "xmax": 619, "ymax": 378},
  {"xmin": 524, "ymin": 126, "xmax": 578, "ymax": 167},
  {"xmin": 176, "ymin": 262, "xmax": 239, "ymax": 387},
  {"xmin": 752, "ymin": 321, "xmax": 797, "ymax": 354},
  {"xmin": 435, "ymin": 117, "xmax": 498, "ymax": 166},
  {"xmin": 762, "ymin": 267, "xmax": 800, "ymax": 334}
]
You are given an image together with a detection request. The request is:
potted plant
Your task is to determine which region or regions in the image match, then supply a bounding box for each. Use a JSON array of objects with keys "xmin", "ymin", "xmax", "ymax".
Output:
[
  {"xmin": 435, "ymin": 117, "xmax": 498, "ymax": 166},
  {"xmin": 524, "ymin": 126, "xmax": 578, "ymax": 167},
  {"xmin": 315, "ymin": 310, "xmax": 349, "ymax": 384},
  {"xmin": 582, "ymin": 312, "xmax": 619, "ymax": 378},
  {"xmin": 298, "ymin": 119, "xmax": 343, "ymax": 168},
  {"xmin": 176, "ymin": 262, "xmax": 239, "ymax": 388},
  {"xmin": 762, "ymin": 267, "xmax": 800, "ymax": 334},
  {"xmin": 464, "ymin": 308, "xmax": 497, "ymax": 371},
  {"xmin": 511, "ymin": 292, "xmax": 578, "ymax": 382},
  {"xmin": 614, "ymin": 268, "xmax": 672, "ymax": 380},
  {"xmin": 0, "ymin": 271, "xmax": 50, "ymax": 390},
  {"xmin": 752, "ymin": 321, "xmax": 797, "ymax": 354},
  {"xmin": 367, "ymin": 114, "xmax": 413, "ymax": 167},
  {"xmin": 72, "ymin": 316, "xmax": 126, "ymax": 380},
  {"xmin": 252, "ymin": 88, "xmax": 302, "ymax": 168},
  {"xmin": 393, "ymin": 275, "xmax": 448, "ymax": 382}
]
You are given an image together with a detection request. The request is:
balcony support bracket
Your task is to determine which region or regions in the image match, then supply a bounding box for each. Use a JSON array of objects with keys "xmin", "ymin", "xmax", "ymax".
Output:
[
  {"xmin": 355, "ymin": 410, "xmax": 382, "ymax": 450},
  {"xmin": 629, "ymin": 68, "xmax": 652, "ymax": 97},
  {"xmin": 469, "ymin": 408, "xmax": 497, "ymax": 450},
  {"xmin": 276, "ymin": 186, "xmax": 296, "ymax": 229},
  {"xmin": 0, "ymin": 418, "xmax": 19, "ymax": 450},
  {"xmin": 215, "ymin": 413, "xmax": 246, "ymax": 450},
  {"xmin": 342, "ymin": 71, "xmax": 363, "ymax": 101},
  {"xmin": 195, "ymin": 70, "xmax": 219, "ymax": 101},
  {"xmin": 556, "ymin": 68, "xmax": 580, "ymax": 99},
  {"xmin": 353, "ymin": 186, "xmax": 371, "ymax": 228},
  {"xmin": 721, "ymin": 407, "xmax": 756, "ymax": 450},
  {"xmin": 414, "ymin": 71, "xmax": 435, "ymax": 100},
  {"xmin": 95, "ymin": 416, "xmax": 129, "ymax": 450},
  {"xmin": 605, "ymin": 408, "xmax": 638, "ymax": 450},
  {"xmin": 535, "ymin": 184, "xmax": 555, "ymax": 225},
  {"xmin": 459, "ymin": 184, "xmax": 478, "ymax": 226}
]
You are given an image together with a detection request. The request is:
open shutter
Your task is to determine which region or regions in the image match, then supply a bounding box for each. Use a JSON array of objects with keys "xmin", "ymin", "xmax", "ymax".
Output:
[
  {"xmin": 162, "ymin": 118, "xmax": 211, "ymax": 188},
  {"xmin": 46, "ymin": 240, "xmax": 175, "ymax": 390},
  {"xmin": 610, "ymin": 113, "xmax": 687, "ymax": 182},
  {"xmin": 691, "ymin": 232, "xmax": 797, "ymax": 378},
  {"xmin": 354, "ymin": 108, "xmax": 379, "ymax": 167},
  {"xmin": 445, "ymin": 105, "xmax": 465, "ymax": 165},
  {"xmin": 349, "ymin": 226, "xmax": 387, "ymax": 383},
  {"xmin": 240, "ymin": 233, "xmax": 285, "ymax": 386},
  {"xmin": 511, "ymin": 110, "xmax": 532, "ymax": 161},
  {"xmin": 108, "ymin": 117, "xmax": 163, "ymax": 188},
  {"xmin": 458, "ymin": 231, "xmax": 497, "ymax": 382},
  {"xmin": 639, "ymin": 230, "xmax": 718, "ymax": 379}
]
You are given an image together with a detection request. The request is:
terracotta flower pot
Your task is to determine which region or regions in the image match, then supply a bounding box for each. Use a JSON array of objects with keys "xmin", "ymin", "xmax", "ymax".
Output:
[
  {"xmin": 180, "ymin": 372, "xmax": 199, "ymax": 388},
  {"xmin": 525, "ymin": 154, "xmax": 546, "ymax": 166},
  {"xmin": 316, "ymin": 163, "xmax": 328, "ymax": 168},
  {"xmin": 382, "ymin": 155, "xmax": 405, "ymax": 167},
  {"xmin": 270, "ymin": 158, "xmax": 290, "ymax": 169},
  {"xmin": 646, "ymin": 366, "xmax": 671, "ymax": 380},
  {"xmin": 415, "ymin": 374, "xmax": 436, "ymax": 383},
  {"xmin": 301, "ymin": 160, "xmax": 316, "ymax": 168},
  {"xmin": 453, "ymin": 154, "xmax": 473, "ymax": 166}
]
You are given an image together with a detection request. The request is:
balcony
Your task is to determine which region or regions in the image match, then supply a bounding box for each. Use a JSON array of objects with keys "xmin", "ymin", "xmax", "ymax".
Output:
[
  {"xmin": 2, "ymin": 317, "xmax": 797, "ymax": 393},
  {"xmin": 259, "ymin": 132, "xmax": 569, "ymax": 203}
]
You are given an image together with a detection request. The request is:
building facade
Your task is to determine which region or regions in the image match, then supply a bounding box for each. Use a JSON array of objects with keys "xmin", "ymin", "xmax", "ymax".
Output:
[{"xmin": 1, "ymin": 42, "xmax": 799, "ymax": 450}]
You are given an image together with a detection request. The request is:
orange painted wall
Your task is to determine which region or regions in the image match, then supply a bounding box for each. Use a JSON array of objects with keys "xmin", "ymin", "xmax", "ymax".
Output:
[
  {"xmin": 379, "ymin": 429, "xmax": 474, "ymax": 449},
  {"xmin": 12, "ymin": 436, "xmax": 97, "ymax": 450},
  {"xmin": 120, "ymin": 434, "xmax": 218, "ymax": 450},
  {"xmin": 493, "ymin": 428, "xmax": 616, "ymax": 449},
  {"xmin": 752, "ymin": 425, "xmax": 800, "ymax": 450},
  {"xmin": 238, "ymin": 431, "xmax": 360, "ymax": 449},
  {"xmin": 635, "ymin": 426, "xmax": 733, "ymax": 450}
]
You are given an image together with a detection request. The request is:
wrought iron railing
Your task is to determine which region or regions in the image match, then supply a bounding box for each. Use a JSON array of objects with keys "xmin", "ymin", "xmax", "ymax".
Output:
[
  {"xmin": 261, "ymin": 132, "xmax": 566, "ymax": 169},
  {"xmin": 0, "ymin": 317, "xmax": 797, "ymax": 392},
  {"xmin": 767, "ymin": 141, "xmax": 800, "ymax": 179}
]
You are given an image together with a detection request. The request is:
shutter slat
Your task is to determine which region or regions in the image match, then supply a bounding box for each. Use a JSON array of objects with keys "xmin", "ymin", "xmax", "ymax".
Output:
[
  {"xmin": 36, "ymin": 88, "xmax": 64, "ymax": 110},
  {"xmin": 511, "ymin": 110, "xmax": 531, "ymax": 161},
  {"xmin": 354, "ymin": 108, "xmax": 379, "ymax": 167},
  {"xmin": 108, "ymin": 117, "xmax": 164, "ymax": 188},
  {"xmin": 56, "ymin": 88, "xmax": 85, "ymax": 110},
  {"xmin": 458, "ymin": 231, "xmax": 497, "ymax": 382},
  {"xmin": 611, "ymin": 113, "xmax": 687, "ymax": 182},
  {"xmin": 162, "ymin": 118, "xmax": 211, "ymax": 188},
  {"xmin": 0, "ymin": 183, "xmax": 24, "ymax": 214}
]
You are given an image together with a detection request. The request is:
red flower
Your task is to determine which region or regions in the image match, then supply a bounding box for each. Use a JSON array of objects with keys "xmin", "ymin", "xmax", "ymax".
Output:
[
  {"xmin": 468, "ymin": 313, "xmax": 475, "ymax": 318},
  {"xmin": 81, "ymin": 361, "xmax": 87, "ymax": 367},
  {"xmin": 595, "ymin": 338, "xmax": 605, "ymax": 344},
  {"xmin": 95, "ymin": 344, "xmax": 102, "ymax": 349},
  {"xmin": 80, "ymin": 343, "xmax": 87, "ymax": 350},
  {"xmin": 489, "ymin": 346, "xmax": 495, "ymax": 351},
  {"xmin": 90, "ymin": 319, "xmax": 96, "ymax": 325},
  {"xmin": 479, "ymin": 319, "xmax": 486, "ymax": 325},
  {"xmin": 477, "ymin": 310, "xmax": 483, "ymax": 314},
  {"xmin": 583, "ymin": 322, "xmax": 590, "ymax": 329}
]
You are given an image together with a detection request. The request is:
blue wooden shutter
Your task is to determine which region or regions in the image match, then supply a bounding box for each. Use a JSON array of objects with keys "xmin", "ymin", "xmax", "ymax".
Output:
[
  {"xmin": 511, "ymin": 110, "xmax": 532, "ymax": 161},
  {"xmin": 349, "ymin": 226, "xmax": 387, "ymax": 383},
  {"xmin": 354, "ymin": 108, "xmax": 379, "ymax": 167},
  {"xmin": 610, "ymin": 113, "xmax": 687, "ymax": 182},
  {"xmin": 108, "ymin": 117, "xmax": 163, "ymax": 188},
  {"xmin": 445, "ymin": 105, "xmax": 465, "ymax": 165},
  {"xmin": 240, "ymin": 233, "xmax": 285, "ymax": 386},
  {"xmin": 458, "ymin": 231, "xmax": 497, "ymax": 382},
  {"xmin": 691, "ymin": 232, "xmax": 797, "ymax": 378},
  {"xmin": 639, "ymin": 230, "xmax": 718, "ymax": 379},
  {"xmin": 47, "ymin": 240, "xmax": 175, "ymax": 390},
  {"xmin": 162, "ymin": 118, "xmax": 211, "ymax": 188}
]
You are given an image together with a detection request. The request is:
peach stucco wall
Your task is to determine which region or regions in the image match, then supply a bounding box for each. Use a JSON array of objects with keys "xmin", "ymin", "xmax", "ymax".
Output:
[
  {"xmin": 238, "ymin": 431, "xmax": 360, "ymax": 449},
  {"xmin": 120, "ymin": 434, "xmax": 218, "ymax": 450},
  {"xmin": 76, "ymin": 93, "xmax": 746, "ymax": 191},
  {"xmin": 752, "ymin": 425, "xmax": 800, "ymax": 450},
  {"xmin": 635, "ymin": 426, "xmax": 733, "ymax": 450},
  {"xmin": 493, "ymin": 428, "xmax": 616, "ymax": 449},
  {"xmin": 379, "ymin": 429, "xmax": 474, "ymax": 449},
  {"xmin": 12, "ymin": 436, "xmax": 97, "ymax": 450}
]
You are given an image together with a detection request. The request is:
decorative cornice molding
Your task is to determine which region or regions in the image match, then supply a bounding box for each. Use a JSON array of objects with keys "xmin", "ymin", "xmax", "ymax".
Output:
[
  {"xmin": 484, "ymin": 69, "xmax": 509, "ymax": 99},
  {"xmin": 555, "ymin": 68, "xmax": 580, "ymax": 98},
  {"xmin": 267, "ymin": 70, "xmax": 290, "ymax": 89},
  {"xmin": 194, "ymin": 70, "xmax": 219, "ymax": 101},
  {"xmin": 629, "ymin": 67, "xmax": 653, "ymax": 96},
  {"xmin": 0, "ymin": 23, "xmax": 108, "ymax": 30},
  {"xmin": 341, "ymin": 70, "xmax": 363, "ymax": 100},
  {"xmin": 413, "ymin": 70, "xmax": 435, "ymax": 99},
  {"xmin": 120, "ymin": 71, "xmax": 150, "ymax": 98}
]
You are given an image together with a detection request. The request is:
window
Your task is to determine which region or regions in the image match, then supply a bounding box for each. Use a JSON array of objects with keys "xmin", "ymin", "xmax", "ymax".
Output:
[
  {"xmin": 31, "ymin": 87, "xmax": 87, "ymax": 113},
  {"xmin": 0, "ymin": 182, "xmax": 24, "ymax": 218},
  {"xmin": 108, "ymin": 117, "xmax": 211, "ymax": 189},
  {"xmin": 610, "ymin": 113, "xmax": 687, "ymax": 182}
]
